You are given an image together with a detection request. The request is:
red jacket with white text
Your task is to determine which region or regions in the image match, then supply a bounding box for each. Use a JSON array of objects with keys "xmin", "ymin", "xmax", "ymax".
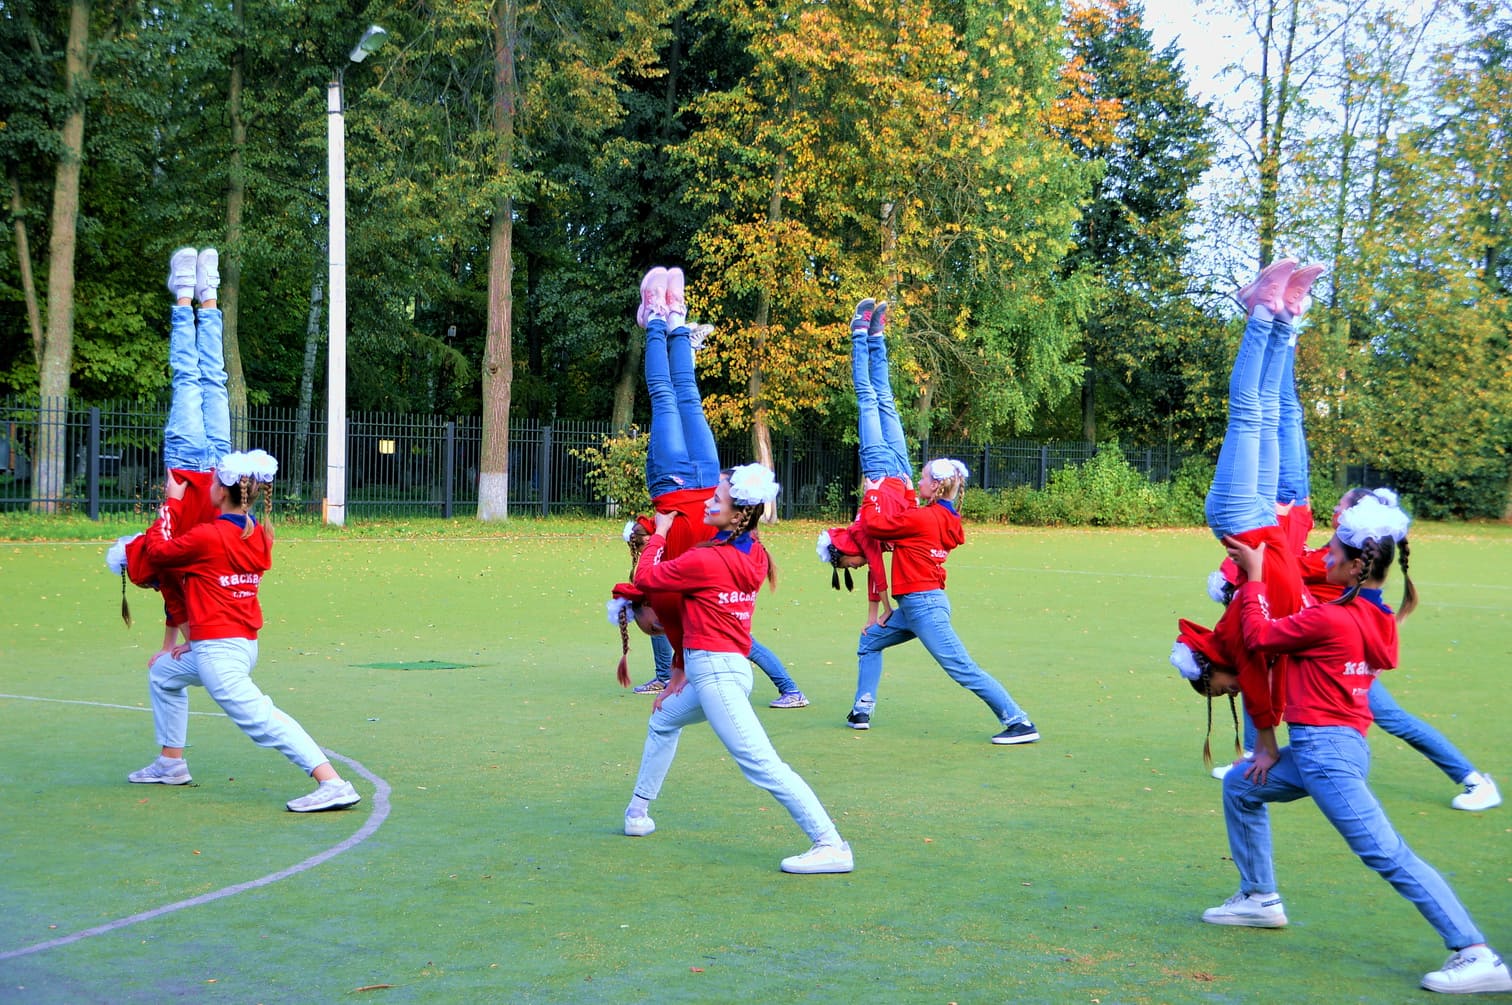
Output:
[
  {"xmin": 858, "ymin": 492, "xmax": 963, "ymax": 597},
  {"xmin": 1235, "ymin": 580, "xmax": 1399, "ymax": 735},
  {"xmin": 634, "ymin": 532, "xmax": 767, "ymax": 656},
  {"xmin": 140, "ymin": 512, "xmax": 272, "ymax": 641}
]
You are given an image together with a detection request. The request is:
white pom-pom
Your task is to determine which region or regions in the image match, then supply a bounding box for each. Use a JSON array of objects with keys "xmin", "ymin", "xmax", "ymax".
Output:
[
  {"xmin": 1372, "ymin": 487, "xmax": 1399, "ymax": 509},
  {"xmin": 215, "ymin": 452, "xmax": 248, "ymax": 485},
  {"xmin": 622, "ymin": 521, "xmax": 638, "ymax": 543},
  {"xmin": 1337, "ymin": 495, "xmax": 1412, "ymax": 547},
  {"xmin": 1207, "ymin": 569, "xmax": 1233, "ymax": 605},
  {"xmin": 245, "ymin": 449, "xmax": 279, "ymax": 483},
  {"xmin": 217, "ymin": 449, "xmax": 278, "ymax": 485},
  {"xmin": 816, "ymin": 530, "xmax": 833, "ymax": 563},
  {"xmin": 106, "ymin": 534, "xmax": 139, "ymax": 575},
  {"xmin": 1170, "ymin": 641, "xmax": 1203, "ymax": 681},
  {"xmin": 728, "ymin": 463, "xmax": 779, "ymax": 506},
  {"xmin": 606, "ymin": 597, "xmax": 634, "ymax": 627}
]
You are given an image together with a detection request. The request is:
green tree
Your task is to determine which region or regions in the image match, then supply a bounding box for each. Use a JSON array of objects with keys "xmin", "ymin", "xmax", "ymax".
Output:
[{"xmin": 1058, "ymin": 0, "xmax": 1213, "ymax": 445}]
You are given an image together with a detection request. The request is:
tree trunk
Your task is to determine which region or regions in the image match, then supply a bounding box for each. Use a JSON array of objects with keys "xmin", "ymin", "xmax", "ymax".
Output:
[
  {"xmin": 33, "ymin": 0, "xmax": 90, "ymax": 513},
  {"xmin": 747, "ymin": 149, "xmax": 783, "ymax": 495},
  {"xmin": 1255, "ymin": 0, "xmax": 1300, "ymax": 263},
  {"xmin": 478, "ymin": 0, "xmax": 517, "ymax": 521},
  {"xmin": 611, "ymin": 332, "xmax": 641, "ymax": 432},
  {"xmin": 221, "ymin": 0, "xmax": 249, "ymax": 439},
  {"xmin": 290, "ymin": 271, "xmax": 323, "ymax": 501},
  {"xmin": 9, "ymin": 168, "xmax": 44, "ymax": 364}
]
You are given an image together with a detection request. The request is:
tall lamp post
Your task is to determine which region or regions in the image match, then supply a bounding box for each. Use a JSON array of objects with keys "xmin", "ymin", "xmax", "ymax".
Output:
[{"xmin": 325, "ymin": 24, "xmax": 388, "ymax": 526}]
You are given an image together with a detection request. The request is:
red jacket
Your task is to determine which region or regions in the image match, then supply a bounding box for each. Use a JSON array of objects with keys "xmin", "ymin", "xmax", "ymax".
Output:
[
  {"xmin": 123, "ymin": 470, "xmax": 219, "ymax": 627},
  {"xmin": 141, "ymin": 512, "xmax": 272, "ymax": 641},
  {"xmin": 859, "ymin": 492, "xmax": 963, "ymax": 597},
  {"xmin": 634, "ymin": 532, "xmax": 767, "ymax": 656},
  {"xmin": 1179, "ymin": 523, "xmax": 1308, "ymax": 730},
  {"xmin": 1236, "ymin": 581, "xmax": 1399, "ymax": 735},
  {"xmin": 642, "ymin": 487, "xmax": 720, "ymax": 667}
]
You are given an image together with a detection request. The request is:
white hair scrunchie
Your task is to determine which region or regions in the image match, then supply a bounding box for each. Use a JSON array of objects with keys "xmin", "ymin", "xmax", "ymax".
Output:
[
  {"xmin": 1170, "ymin": 641, "xmax": 1203, "ymax": 681},
  {"xmin": 106, "ymin": 533, "xmax": 141, "ymax": 575},
  {"xmin": 606, "ymin": 597, "xmax": 635, "ymax": 627},
  {"xmin": 1337, "ymin": 495, "xmax": 1412, "ymax": 548},
  {"xmin": 622, "ymin": 521, "xmax": 639, "ymax": 543},
  {"xmin": 816, "ymin": 530, "xmax": 833, "ymax": 563},
  {"xmin": 1371, "ymin": 487, "xmax": 1399, "ymax": 510},
  {"xmin": 926, "ymin": 458, "xmax": 968, "ymax": 482},
  {"xmin": 217, "ymin": 449, "xmax": 279, "ymax": 486},
  {"xmin": 728, "ymin": 463, "xmax": 780, "ymax": 506}
]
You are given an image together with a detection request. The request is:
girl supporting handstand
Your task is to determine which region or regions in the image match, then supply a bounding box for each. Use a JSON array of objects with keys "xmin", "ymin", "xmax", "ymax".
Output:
[
  {"xmin": 1203, "ymin": 498, "xmax": 1511, "ymax": 996},
  {"xmin": 623, "ymin": 465, "xmax": 852, "ymax": 874},
  {"xmin": 847, "ymin": 457, "xmax": 1038, "ymax": 744}
]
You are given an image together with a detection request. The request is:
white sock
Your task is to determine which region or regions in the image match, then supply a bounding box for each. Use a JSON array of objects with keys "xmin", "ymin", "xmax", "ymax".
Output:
[
  {"xmin": 1252, "ymin": 304, "xmax": 1275, "ymax": 323},
  {"xmin": 1461, "ymin": 770, "xmax": 1485, "ymax": 786},
  {"xmin": 627, "ymin": 796, "xmax": 650, "ymax": 817}
]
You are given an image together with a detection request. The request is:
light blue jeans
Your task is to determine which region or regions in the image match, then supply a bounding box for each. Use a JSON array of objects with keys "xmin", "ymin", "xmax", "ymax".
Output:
[
  {"xmin": 643, "ymin": 318, "xmax": 719, "ymax": 497},
  {"xmin": 852, "ymin": 589, "xmax": 1029, "ymax": 727},
  {"xmin": 147, "ymin": 638, "xmax": 326, "ymax": 774},
  {"xmin": 653, "ymin": 635, "xmax": 799, "ymax": 695},
  {"xmin": 1274, "ymin": 320, "xmax": 1310, "ymax": 505},
  {"xmin": 852, "ymin": 328, "xmax": 910, "ymax": 481},
  {"xmin": 165, "ymin": 306, "xmax": 230, "ymax": 472},
  {"xmin": 631, "ymin": 648, "xmax": 841, "ymax": 845},
  {"xmin": 1221, "ymin": 724, "xmax": 1484, "ymax": 950},
  {"xmin": 1205, "ymin": 311, "xmax": 1290, "ymax": 539}
]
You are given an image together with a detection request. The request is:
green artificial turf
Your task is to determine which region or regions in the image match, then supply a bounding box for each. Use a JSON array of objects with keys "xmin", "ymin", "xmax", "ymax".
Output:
[{"xmin": 1, "ymin": 521, "xmax": 1508, "ymax": 1003}]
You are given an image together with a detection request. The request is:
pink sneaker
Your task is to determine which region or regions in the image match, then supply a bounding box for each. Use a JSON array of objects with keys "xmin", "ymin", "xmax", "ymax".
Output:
[
  {"xmin": 1283, "ymin": 263, "xmax": 1325, "ymax": 318},
  {"xmin": 636, "ymin": 267, "xmax": 670, "ymax": 328},
  {"xmin": 665, "ymin": 267, "xmax": 687, "ymax": 331},
  {"xmin": 1236, "ymin": 259, "xmax": 1298, "ymax": 315}
]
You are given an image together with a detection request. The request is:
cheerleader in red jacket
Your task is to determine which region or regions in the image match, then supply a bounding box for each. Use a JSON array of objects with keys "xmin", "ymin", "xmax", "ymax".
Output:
[
  {"xmin": 1171, "ymin": 259, "xmax": 1324, "ymax": 773},
  {"xmin": 1202, "ymin": 497, "xmax": 1511, "ymax": 996},
  {"xmin": 611, "ymin": 267, "xmax": 808, "ymax": 708},
  {"xmin": 128, "ymin": 450, "xmax": 361, "ymax": 813},
  {"xmin": 621, "ymin": 465, "xmax": 851, "ymax": 874},
  {"xmin": 846, "ymin": 459, "xmax": 1038, "ymax": 744},
  {"xmin": 816, "ymin": 298, "xmax": 915, "ymax": 628},
  {"xmin": 106, "ymin": 247, "xmax": 231, "ymax": 663}
]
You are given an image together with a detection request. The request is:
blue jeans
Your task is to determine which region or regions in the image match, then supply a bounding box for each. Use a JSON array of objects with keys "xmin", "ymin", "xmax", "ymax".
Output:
[
  {"xmin": 651, "ymin": 633, "xmax": 674, "ymax": 683},
  {"xmin": 632, "ymin": 649, "xmax": 841, "ymax": 844},
  {"xmin": 655, "ymin": 635, "xmax": 799, "ymax": 695},
  {"xmin": 852, "ymin": 590, "xmax": 1028, "ymax": 726},
  {"xmin": 644, "ymin": 319, "xmax": 719, "ymax": 497},
  {"xmin": 1274, "ymin": 320, "xmax": 1310, "ymax": 504},
  {"xmin": 852, "ymin": 331, "xmax": 910, "ymax": 481},
  {"xmin": 1221, "ymin": 724, "xmax": 1484, "ymax": 950},
  {"xmin": 1205, "ymin": 311, "xmax": 1290, "ymax": 539},
  {"xmin": 164, "ymin": 306, "xmax": 231, "ymax": 471},
  {"xmin": 1370, "ymin": 679, "xmax": 1475, "ymax": 784},
  {"xmin": 749, "ymin": 636, "xmax": 799, "ymax": 695},
  {"xmin": 147, "ymin": 638, "xmax": 326, "ymax": 774}
]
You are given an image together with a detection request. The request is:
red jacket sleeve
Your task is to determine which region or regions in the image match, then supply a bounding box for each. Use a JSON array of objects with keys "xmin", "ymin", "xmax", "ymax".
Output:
[
  {"xmin": 633, "ymin": 534, "xmax": 715, "ymax": 594},
  {"xmin": 858, "ymin": 488, "xmax": 920, "ymax": 540},
  {"xmin": 141, "ymin": 518, "xmax": 220, "ymax": 570},
  {"xmin": 1236, "ymin": 581, "xmax": 1335, "ymax": 656}
]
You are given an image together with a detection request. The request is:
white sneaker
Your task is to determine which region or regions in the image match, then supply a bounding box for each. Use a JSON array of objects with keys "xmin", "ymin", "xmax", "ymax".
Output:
[
  {"xmin": 286, "ymin": 778, "xmax": 361, "ymax": 813},
  {"xmin": 1201, "ymin": 891, "xmax": 1287, "ymax": 928},
  {"xmin": 1212, "ymin": 753, "xmax": 1253, "ymax": 781},
  {"xmin": 1451, "ymin": 772, "xmax": 1501, "ymax": 812},
  {"xmin": 166, "ymin": 247, "xmax": 197, "ymax": 299},
  {"xmin": 1422, "ymin": 946, "xmax": 1512, "ymax": 994},
  {"xmin": 195, "ymin": 247, "xmax": 219, "ymax": 304},
  {"xmin": 780, "ymin": 841, "xmax": 853, "ymax": 875},
  {"xmin": 624, "ymin": 814, "xmax": 656, "ymax": 837},
  {"xmin": 128, "ymin": 756, "xmax": 192, "ymax": 785}
]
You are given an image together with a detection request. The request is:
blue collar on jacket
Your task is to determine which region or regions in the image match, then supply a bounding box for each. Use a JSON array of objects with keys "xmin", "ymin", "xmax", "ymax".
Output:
[{"xmin": 714, "ymin": 530, "xmax": 754, "ymax": 554}]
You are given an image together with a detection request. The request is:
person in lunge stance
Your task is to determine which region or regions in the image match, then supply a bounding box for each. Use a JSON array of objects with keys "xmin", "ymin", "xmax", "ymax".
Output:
[
  {"xmin": 622, "ymin": 466, "xmax": 852, "ymax": 874},
  {"xmin": 1201, "ymin": 496, "xmax": 1511, "ymax": 996}
]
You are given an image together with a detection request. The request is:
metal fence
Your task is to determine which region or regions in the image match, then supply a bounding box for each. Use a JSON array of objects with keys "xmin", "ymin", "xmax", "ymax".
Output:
[{"xmin": 0, "ymin": 396, "xmax": 1186, "ymax": 520}]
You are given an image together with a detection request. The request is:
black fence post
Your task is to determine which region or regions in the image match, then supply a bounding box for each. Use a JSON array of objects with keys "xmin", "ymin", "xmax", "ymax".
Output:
[
  {"xmin": 782, "ymin": 436, "xmax": 793, "ymax": 521},
  {"xmin": 87, "ymin": 406, "xmax": 101, "ymax": 520},
  {"xmin": 981, "ymin": 445, "xmax": 990, "ymax": 491},
  {"xmin": 1038, "ymin": 446, "xmax": 1049, "ymax": 490},
  {"xmin": 443, "ymin": 421, "xmax": 456, "ymax": 519},
  {"xmin": 539, "ymin": 424, "xmax": 553, "ymax": 516}
]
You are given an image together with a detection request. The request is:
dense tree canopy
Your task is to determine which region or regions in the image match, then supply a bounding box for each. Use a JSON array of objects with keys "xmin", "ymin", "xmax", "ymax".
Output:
[{"xmin": 2, "ymin": 0, "xmax": 1508, "ymax": 516}]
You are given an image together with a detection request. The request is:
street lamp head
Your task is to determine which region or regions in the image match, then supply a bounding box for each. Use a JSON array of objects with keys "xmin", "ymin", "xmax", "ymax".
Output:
[{"xmin": 349, "ymin": 25, "xmax": 389, "ymax": 63}]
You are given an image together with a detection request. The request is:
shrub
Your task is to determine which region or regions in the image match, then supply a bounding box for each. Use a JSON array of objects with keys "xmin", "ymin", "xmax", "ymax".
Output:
[
  {"xmin": 1164, "ymin": 454, "xmax": 1213, "ymax": 527},
  {"xmin": 1038, "ymin": 444, "xmax": 1163, "ymax": 526},
  {"xmin": 570, "ymin": 427, "xmax": 651, "ymax": 516}
]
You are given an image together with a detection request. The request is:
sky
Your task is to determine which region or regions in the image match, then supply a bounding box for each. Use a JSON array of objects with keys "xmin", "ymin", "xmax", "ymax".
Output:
[{"xmin": 1137, "ymin": 1, "xmax": 1247, "ymax": 104}]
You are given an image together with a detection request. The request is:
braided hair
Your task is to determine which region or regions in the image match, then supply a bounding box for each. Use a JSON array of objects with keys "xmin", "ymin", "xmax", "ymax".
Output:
[
  {"xmin": 226, "ymin": 474, "xmax": 261, "ymax": 539},
  {"xmin": 1184, "ymin": 650, "xmax": 1242, "ymax": 770},
  {"xmin": 1330, "ymin": 534, "xmax": 1398, "ymax": 609},
  {"xmin": 697, "ymin": 470, "xmax": 778, "ymax": 589}
]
